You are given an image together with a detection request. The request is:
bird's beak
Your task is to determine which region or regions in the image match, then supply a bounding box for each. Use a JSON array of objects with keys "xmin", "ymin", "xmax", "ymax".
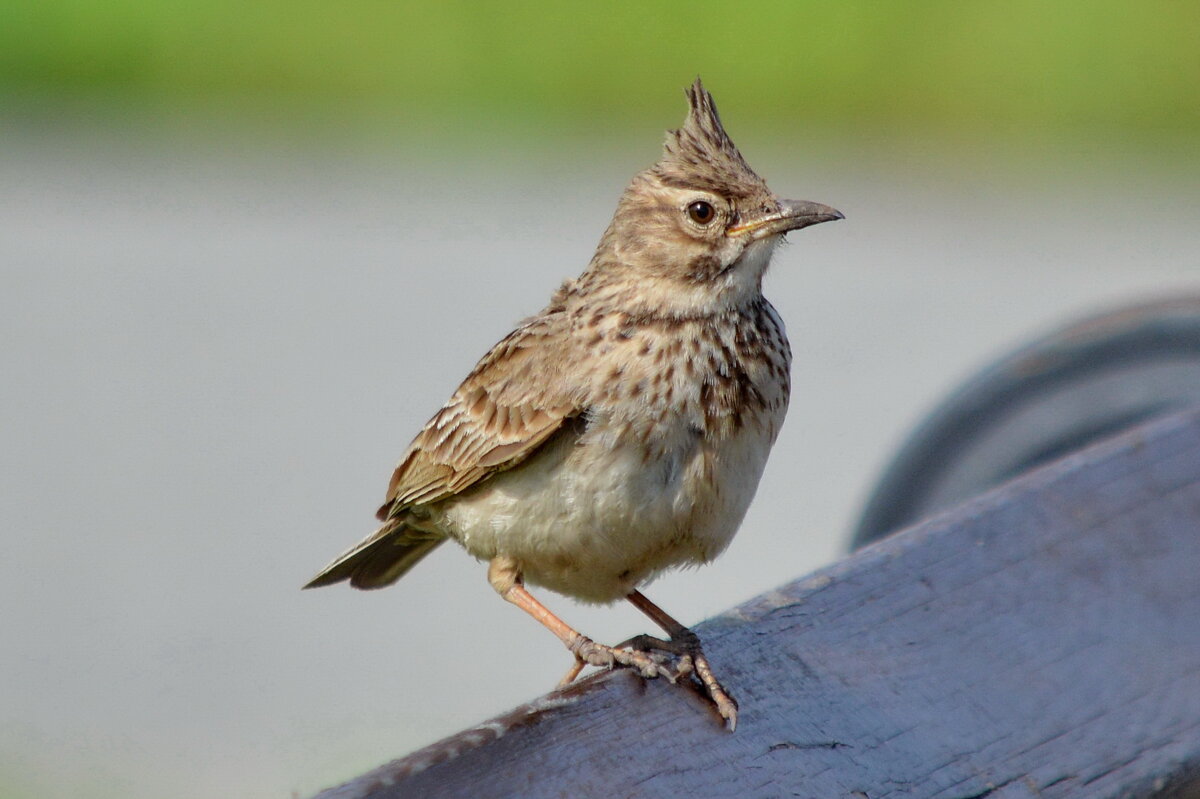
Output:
[{"xmin": 727, "ymin": 199, "xmax": 844, "ymax": 239}]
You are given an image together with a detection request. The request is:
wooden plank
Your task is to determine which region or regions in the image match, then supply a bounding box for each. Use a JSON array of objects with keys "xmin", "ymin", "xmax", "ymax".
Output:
[{"xmin": 312, "ymin": 409, "xmax": 1200, "ymax": 799}]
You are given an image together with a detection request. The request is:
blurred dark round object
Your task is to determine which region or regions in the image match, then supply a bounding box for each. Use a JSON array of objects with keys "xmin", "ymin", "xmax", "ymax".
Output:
[{"xmin": 852, "ymin": 295, "xmax": 1200, "ymax": 549}]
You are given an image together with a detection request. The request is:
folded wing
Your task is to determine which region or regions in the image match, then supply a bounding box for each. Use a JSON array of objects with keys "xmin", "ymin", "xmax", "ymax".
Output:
[{"xmin": 305, "ymin": 317, "xmax": 582, "ymax": 590}]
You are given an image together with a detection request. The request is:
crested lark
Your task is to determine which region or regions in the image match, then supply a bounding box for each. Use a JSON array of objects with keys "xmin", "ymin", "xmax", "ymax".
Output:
[{"xmin": 305, "ymin": 78, "xmax": 842, "ymax": 729}]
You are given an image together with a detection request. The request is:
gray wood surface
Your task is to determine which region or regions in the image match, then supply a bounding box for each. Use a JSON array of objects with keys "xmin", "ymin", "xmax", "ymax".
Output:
[{"xmin": 312, "ymin": 409, "xmax": 1200, "ymax": 799}]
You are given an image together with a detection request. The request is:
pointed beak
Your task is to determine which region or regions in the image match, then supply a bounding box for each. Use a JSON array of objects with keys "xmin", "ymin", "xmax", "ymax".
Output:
[{"xmin": 727, "ymin": 199, "xmax": 844, "ymax": 239}]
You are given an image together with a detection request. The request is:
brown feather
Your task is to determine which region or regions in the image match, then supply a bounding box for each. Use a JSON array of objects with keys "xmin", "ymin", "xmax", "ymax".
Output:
[
  {"xmin": 307, "ymin": 315, "xmax": 583, "ymax": 590},
  {"xmin": 302, "ymin": 519, "xmax": 444, "ymax": 590},
  {"xmin": 376, "ymin": 317, "xmax": 582, "ymax": 521},
  {"xmin": 654, "ymin": 78, "xmax": 770, "ymax": 201},
  {"xmin": 305, "ymin": 77, "xmax": 837, "ymax": 609}
]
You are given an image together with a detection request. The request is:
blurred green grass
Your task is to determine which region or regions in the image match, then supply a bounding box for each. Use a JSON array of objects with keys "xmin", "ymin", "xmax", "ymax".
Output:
[{"xmin": 1, "ymin": 1, "xmax": 1197, "ymax": 149}]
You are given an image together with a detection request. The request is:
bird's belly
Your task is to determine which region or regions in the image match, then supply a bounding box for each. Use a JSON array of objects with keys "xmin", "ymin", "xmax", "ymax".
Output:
[{"xmin": 432, "ymin": 418, "xmax": 777, "ymax": 603}]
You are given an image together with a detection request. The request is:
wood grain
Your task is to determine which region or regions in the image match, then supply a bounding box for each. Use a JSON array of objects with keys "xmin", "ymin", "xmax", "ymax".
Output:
[{"xmin": 312, "ymin": 409, "xmax": 1200, "ymax": 799}]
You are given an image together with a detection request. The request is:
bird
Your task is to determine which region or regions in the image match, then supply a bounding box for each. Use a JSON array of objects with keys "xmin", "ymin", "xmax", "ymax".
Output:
[{"xmin": 305, "ymin": 77, "xmax": 842, "ymax": 730}]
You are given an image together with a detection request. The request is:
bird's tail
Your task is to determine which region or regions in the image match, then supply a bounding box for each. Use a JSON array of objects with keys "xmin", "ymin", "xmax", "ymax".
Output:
[{"xmin": 303, "ymin": 519, "xmax": 445, "ymax": 590}]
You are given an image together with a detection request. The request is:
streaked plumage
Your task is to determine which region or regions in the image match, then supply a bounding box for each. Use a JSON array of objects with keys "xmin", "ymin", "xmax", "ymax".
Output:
[{"xmin": 306, "ymin": 78, "xmax": 842, "ymax": 728}]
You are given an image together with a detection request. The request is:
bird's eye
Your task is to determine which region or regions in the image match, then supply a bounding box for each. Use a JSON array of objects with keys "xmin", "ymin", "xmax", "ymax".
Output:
[{"xmin": 686, "ymin": 200, "xmax": 716, "ymax": 225}]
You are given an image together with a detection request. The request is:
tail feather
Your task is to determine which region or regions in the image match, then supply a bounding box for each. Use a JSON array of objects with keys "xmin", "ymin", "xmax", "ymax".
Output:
[{"xmin": 304, "ymin": 520, "xmax": 445, "ymax": 590}]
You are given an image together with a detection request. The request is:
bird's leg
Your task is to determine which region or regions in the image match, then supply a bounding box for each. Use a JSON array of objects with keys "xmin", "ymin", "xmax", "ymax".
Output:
[
  {"xmin": 487, "ymin": 557, "xmax": 676, "ymax": 686},
  {"xmin": 625, "ymin": 589, "xmax": 739, "ymax": 730}
]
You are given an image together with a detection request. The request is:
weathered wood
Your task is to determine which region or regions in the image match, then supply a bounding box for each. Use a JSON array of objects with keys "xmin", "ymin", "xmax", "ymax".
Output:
[{"xmin": 313, "ymin": 409, "xmax": 1200, "ymax": 799}]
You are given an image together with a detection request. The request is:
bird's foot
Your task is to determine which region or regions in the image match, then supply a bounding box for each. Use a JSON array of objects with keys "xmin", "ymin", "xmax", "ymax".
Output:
[
  {"xmin": 560, "ymin": 634, "xmax": 679, "ymax": 686},
  {"xmin": 625, "ymin": 630, "xmax": 739, "ymax": 731}
]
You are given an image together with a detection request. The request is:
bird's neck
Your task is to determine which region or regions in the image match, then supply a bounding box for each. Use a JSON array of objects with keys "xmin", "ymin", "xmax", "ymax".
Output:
[{"xmin": 562, "ymin": 243, "xmax": 774, "ymax": 322}]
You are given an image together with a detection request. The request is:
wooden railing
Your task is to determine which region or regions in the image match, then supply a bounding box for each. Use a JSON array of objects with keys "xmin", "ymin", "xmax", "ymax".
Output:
[{"xmin": 311, "ymin": 409, "xmax": 1200, "ymax": 799}]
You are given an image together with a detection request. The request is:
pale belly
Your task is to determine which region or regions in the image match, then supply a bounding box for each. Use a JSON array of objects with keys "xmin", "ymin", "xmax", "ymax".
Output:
[{"xmin": 429, "ymin": 415, "xmax": 779, "ymax": 603}]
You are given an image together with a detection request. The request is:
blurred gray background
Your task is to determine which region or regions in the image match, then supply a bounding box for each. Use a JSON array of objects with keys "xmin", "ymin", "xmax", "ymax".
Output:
[
  {"xmin": 2, "ymin": 3, "xmax": 1199, "ymax": 797},
  {"xmin": 3, "ymin": 133, "xmax": 1197, "ymax": 799}
]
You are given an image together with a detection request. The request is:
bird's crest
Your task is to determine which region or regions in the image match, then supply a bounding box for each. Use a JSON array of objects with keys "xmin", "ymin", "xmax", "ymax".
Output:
[{"xmin": 653, "ymin": 78, "xmax": 770, "ymax": 199}]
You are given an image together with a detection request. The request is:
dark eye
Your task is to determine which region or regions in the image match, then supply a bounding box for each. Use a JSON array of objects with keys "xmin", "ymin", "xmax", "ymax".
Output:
[{"xmin": 686, "ymin": 200, "xmax": 716, "ymax": 225}]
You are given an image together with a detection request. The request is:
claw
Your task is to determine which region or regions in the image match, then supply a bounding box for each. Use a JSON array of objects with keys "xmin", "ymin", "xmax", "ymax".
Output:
[
  {"xmin": 564, "ymin": 631, "xmax": 736, "ymax": 728},
  {"xmin": 692, "ymin": 651, "xmax": 738, "ymax": 730},
  {"xmin": 568, "ymin": 635, "xmax": 676, "ymax": 682},
  {"xmin": 623, "ymin": 629, "xmax": 737, "ymax": 729}
]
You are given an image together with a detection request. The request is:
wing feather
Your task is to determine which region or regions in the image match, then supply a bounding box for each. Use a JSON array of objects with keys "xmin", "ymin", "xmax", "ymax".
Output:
[{"xmin": 376, "ymin": 318, "xmax": 582, "ymax": 520}]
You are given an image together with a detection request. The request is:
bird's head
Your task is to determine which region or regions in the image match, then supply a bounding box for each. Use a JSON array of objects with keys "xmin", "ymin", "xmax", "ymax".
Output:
[{"xmin": 583, "ymin": 78, "xmax": 842, "ymax": 317}]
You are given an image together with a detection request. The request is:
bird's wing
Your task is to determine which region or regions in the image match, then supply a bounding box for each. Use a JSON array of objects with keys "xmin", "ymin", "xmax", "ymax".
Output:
[{"xmin": 377, "ymin": 317, "xmax": 582, "ymax": 519}]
